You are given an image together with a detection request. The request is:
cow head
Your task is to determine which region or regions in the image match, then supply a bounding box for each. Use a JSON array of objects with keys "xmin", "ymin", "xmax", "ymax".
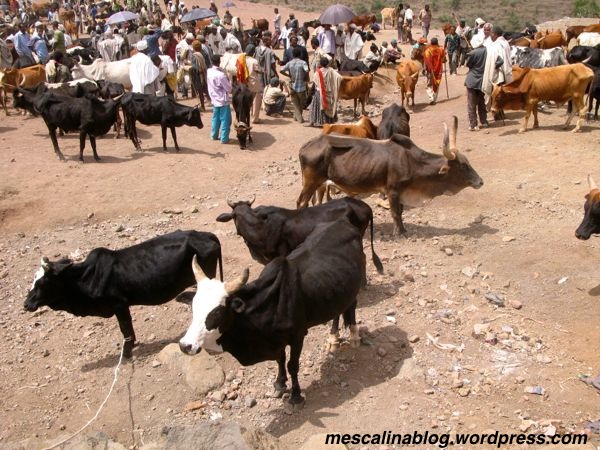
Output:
[
  {"xmin": 438, "ymin": 116, "xmax": 484, "ymax": 192},
  {"xmin": 576, "ymin": 175, "xmax": 600, "ymax": 240},
  {"xmin": 188, "ymin": 106, "xmax": 203, "ymax": 129},
  {"xmin": 235, "ymin": 121, "xmax": 252, "ymax": 149},
  {"xmin": 216, "ymin": 195, "xmax": 256, "ymax": 223},
  {"xmin": 24, "ymin": 257, "xmax": 73, "ymax": 312},
  {"xmin": 179, "ymin": 256, "xmax": 249, "ymax": 355},
  {"xmin": 12, "ymin": 88, "xmax": 38, "ymax": 116}
]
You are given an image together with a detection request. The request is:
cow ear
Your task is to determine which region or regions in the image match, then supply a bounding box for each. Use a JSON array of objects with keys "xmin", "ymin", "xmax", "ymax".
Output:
[
  {"xmin": 438, "ymin": 164, "xmax": 450, "ymax": 175},
  {"xmin": 216, "ymin": 212, "xmax": 234, "ymax": 222},
  {"xmin": 53, "ymin": 259, "xmax": 73, "ymax": 274},
  {"xmin": 585, "ymin": 193, "xmax": 591, "ymax": 200},
  {"xmin": 230, "ymin": 297, "xmax": 246, "ymax": 313}
]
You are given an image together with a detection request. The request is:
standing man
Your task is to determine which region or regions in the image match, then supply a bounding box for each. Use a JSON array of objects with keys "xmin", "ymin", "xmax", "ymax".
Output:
[
  {"xmin": 490, "ymin": 26, "xmax": 512, "ymax": 85},
  {"xmin": 243, "ymin": 44, "xmax": 264, "ymax": 124},
  {"xmin": 482, "ymin": 22, "xmax": 493, "ymax": 47},
  {"xmin": 334, "ymin": 24, "xmax": 345, "ymax": 68},
  {"xmin": 404, "ymin": 4, "xmax": 414, "ymax": 33},
  {"xmin": 280, "ymin": 46, "xmax": 309, "ymax": 124},
  {"xmin": 452, "ymin": 13, "xmax": 470, "ymax": 67},
  {"xmin": 13, "ymin": 23, "xmax": 35, "ymax": 68},
  {"xmin": 418, "ymin": 5, "xmax": 432, "ymax": 40},
  {"xmin": 218, "ymin": 28, "xmax": 241, "ymax": 54},
  {"xmin": 464, "ymin": 35, "xmax": 488, "ymax": 131},
  {"xmin": 255, "ymin": 31, "xmax": 278, "ymax": 89},
  {"xmin": 30, "ymin": 22, "xmax": 49, "ymax": 64},
  {"xmin": 395, "ymin": 3, "xmax": 405, "ymax": 43},
  {"xmin": 281, "ymin": 35, "xmax": 308, "ymax": 65},
  {"xmin": 423, "ymin": 37, "xmax": 445, "ymax": 104},
  {"xmin": 273, "ymin": 7, "xmax": 281, "ymax": 42},
  {"xmin": 344, "ymin": 24, "xmax": 363, "ymax": 61},
  {"xmin": 310, "ymin": 37, "xmax": 330, "ymax": 72},
  {"xmin": 207, "ymin": 25, "xmax": 221, "ymax": 55},
  {"xmin": 176, "ymin": 32, "xmax": 195, "ymax": 98},
  {"xmin": 129, "ymin": 40, "xmax": 160, "ymax": 94},
  {"xmin": 318, "ymin": 23, "xmax": 336, "ymax": 60},
  {"xmin": 207, "ymin": 54, "xmax": 232, "ymax": 144}
]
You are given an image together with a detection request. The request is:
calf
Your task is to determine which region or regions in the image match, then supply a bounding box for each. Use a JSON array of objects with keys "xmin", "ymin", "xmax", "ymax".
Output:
[
  {"xmin": 25, "ymin": 230, "xmax": 223, "ymax": 358},
  {"xmin": 510, "ymin": 46, "xmax": 566, "ymax": 68},
  {"xmin": 377, "ymin": 103, "xmax": 410, "ymax": 139},
  {"xmin": 179, "ymin": 219, "xmax": 366, "ymax": 408},
  {"xmin": 576, "ymin": 175, "xmax": 600, "ymax": 240},
  {"xmin": 490, "ymin": 63, "xmax": 594, "ymax": 133},
  {"xmin": 381, "ymin": 7, "xmax": 397, "ymax": 29},
  {"xmin": 232, "ymin": 83, "xmax": 253, "ymax": 149},
  {"xmin": 97, "ymin": 80, "xmax": 126, "ymax": 138},
  {"xmin": 216, "ymin": 196, "xmax": 383, "ymax": 279},
  {"xmin": 396, "ymin": 60, "xmax": 421, "ymax": 108},
  {"xmin": 13, "ymin": 87, "xmax": 120, "ymax": 161},
  {"xmin": 350, "ymin": 14, "xmax": 377, "ymax": 29},
  {"xmin": 323, "ymin": 115, "xmax": 378, "ymax": 139},
  {"xmin": 250, "ymin": 18, "xmax": 269, "ymax": 31},
  {"xmin": 339, "ymin": 73, "xmax": 373, "ymax": 116},
  {"xmin": 121, "ymin": 93, "xmax": 203, "ymax": 152},
  {"xmin": 0, "ymin": 64, "xmax": 46, "ymax": 115}
]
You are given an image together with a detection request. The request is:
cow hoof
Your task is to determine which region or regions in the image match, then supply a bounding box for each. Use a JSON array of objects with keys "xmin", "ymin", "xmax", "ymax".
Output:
[
  {"xmin": 349, "ymin": 338, "xmax": 361, "ymax": 349},
  {"xmin": 268, "ymin": 388, "xmax": 286, "ymax": 399},
  {"xmin": 94, "ymin": 157, "xmax": 101, "ymax": 162},
  {"xmin": 326, "ymin": 341, "xmax": 340, "ymax": 353},
  {"xmin": 517, "ymin": 129, "xmax": 526, "ymax": 134},
  {"xmin": 285, "ymin": 397, "xmax": 305, "ymax": 412}
]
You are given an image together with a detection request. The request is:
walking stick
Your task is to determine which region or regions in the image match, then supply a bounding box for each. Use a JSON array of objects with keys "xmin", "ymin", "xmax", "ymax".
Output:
[{"xmin": 443, "ymin": 60, "xmax": 449, "ymax": 99}]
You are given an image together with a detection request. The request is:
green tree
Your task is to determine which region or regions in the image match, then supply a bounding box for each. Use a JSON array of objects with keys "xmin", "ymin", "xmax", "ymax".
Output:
[{"xmin": 573, "ymin": 0, "xmax": 600, "ymax": 16}]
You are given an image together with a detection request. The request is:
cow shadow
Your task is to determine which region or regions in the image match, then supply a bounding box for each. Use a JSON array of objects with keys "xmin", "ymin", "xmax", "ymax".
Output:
[
  {"xmin": 141, "ymin": 146, "xmax": 227, "ymax": 158},
  {"xmin": 359, "ymin": 281, "xmax": 405, "ymax": 309},
  {"xmin": 63, "ymin": 151, "xmax": 151, "ymax": 164},
  {"xmin": 0, "ymin": 126, "xmax": 17, "ymax": 133},
  {"xmin": 263, "ymin": 325, "xmax": 413, "ymax": 437},
  {"xmin": 246, "ymin": 131, "xmax": 276, "ymax": 149},
  {"xmin": 79, "ymin": 338, "xmax": 176, "ymax": 372},
  {"xmin": 375, "ymin": 220, "xmax": 498, "ymax": 240},
  {"xmin": 497, "ymin": 124, "xmax": 593, "ymax": 137},
  {"xmin": 588, "ymin": 283, "xmax": 600, "ymax": 296}
]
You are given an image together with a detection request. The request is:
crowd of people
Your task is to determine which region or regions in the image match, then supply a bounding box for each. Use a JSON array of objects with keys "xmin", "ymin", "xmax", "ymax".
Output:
[{"xmin": 0, "ymin": 0, "xmax": 519, "ymax": 142}]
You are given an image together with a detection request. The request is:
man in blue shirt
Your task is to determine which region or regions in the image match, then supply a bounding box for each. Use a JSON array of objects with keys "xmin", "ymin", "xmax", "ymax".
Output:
[
  {"xmin": 30, "ymin": 22, "xmax": 49, "ymax": 64},
  {"xmin": 144, "ymin": 25, "xmax": 162, "ymax": 58},
  {"xmin": 280, "ymin": 46, "xmax": 309, "ymax": 123},
  {"xmin": 13, "ymin": 23, "xmax": 35, "ymax": 68}
]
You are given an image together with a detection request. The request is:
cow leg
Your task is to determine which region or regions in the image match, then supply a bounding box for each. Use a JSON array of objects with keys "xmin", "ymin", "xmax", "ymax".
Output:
[
  {"xmin": 90, "ymin": 135, "xmax": 101, "ymax": 161},
  {"xmin": 361, "ymin": 95, "xmax": 367, "ymax": 115},
  {"xmin": 1, "ymin": 88, "xmax": 7, "ymax": 116},
  {"xmin": 271, "ymin": 350, "xmax": 287, "ymax": 397},
  {"xmin": 114, "ymin": 111, "xmax": 122, "ymax": 139},
  {"xmin": 47, "ymin": 125, "xmax": 66, "ymax": 161},
  {"xmin": 353, "ymin": 98, "xmax": 358, "ymax": 117},
  {"xmin": 569, "ymin": 97, "xmax": 586, "ymax": 132},
  {"xmin": 327, "ymin": 316, "xmax": 341, "ymax": 352},
  {"xmin": 388, "ymin": 191, "xmax": 407, "ymax": 235},
  {"xmin": 287, "ymin": 334, "xmax": 305, "ymax": 408},
  {"xmin": 115, "ymin": 307, "xmax": 136, "ymax": 358},
  {"xmin": 342, "ymin": 304, "xmax": 360, "ymax": 348},
  {"xmin": 519, "ymin": 107, "xmax": 532, "ymax": 133},
  {"xmin": 161, "ymin": 125, "xmax": 168, "ymax": 152},
  {"xmin": 170, "ymin": 127, "xmax": 180, "ymax": 152},
  {"xmin": 78, "ymin": 132, "xmax": 87, "ymax": 162},
  {"xmin": 532, "ymin": 105, "xmax": 540, "ymax": 129}
]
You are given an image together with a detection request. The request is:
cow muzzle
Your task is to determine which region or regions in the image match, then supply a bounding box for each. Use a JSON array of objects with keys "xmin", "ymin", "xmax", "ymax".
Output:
[
  {"xmin": 24, "ymin": 295, "xmax": 39, "ymax": 312},
  {"xmin": 471, "ymin": 177, "xmax": 484, "ymax": 189},
  {"xmin": 179, "ymin": 341, "xmax": 201, "ymax": 355}
]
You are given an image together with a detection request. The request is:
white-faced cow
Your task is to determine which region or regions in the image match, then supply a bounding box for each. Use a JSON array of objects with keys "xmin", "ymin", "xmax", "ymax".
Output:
[
  {"xmin": 576, "ymin": 175, "xmax": 600, "ymax": 240},
  {"xmin": 25, "ymin": 230, "xmax": 222, "ymax": 358},
  {"xmin": 179, "ymin": 218, "xmax": 365, "ymax": 408},
  {"xmin": 296, "ymin": 116, "xmax": 483, "ymax": 235}
]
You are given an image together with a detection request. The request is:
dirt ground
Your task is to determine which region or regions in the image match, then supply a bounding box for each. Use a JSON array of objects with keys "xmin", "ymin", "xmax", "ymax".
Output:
[{"xmin": 1, "ymin": 4, "xmax": 600, "ymax": 449}]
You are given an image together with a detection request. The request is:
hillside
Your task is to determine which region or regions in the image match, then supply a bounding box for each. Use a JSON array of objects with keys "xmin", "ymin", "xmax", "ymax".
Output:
[{"xmin": 254, "ymin": 0, "xmax": 598, "ymax": 31}]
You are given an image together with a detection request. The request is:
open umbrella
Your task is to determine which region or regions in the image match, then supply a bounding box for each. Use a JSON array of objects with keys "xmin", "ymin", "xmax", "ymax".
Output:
[
  {"xmin": 180, "ymin": 8, "xmax": 217, "ymax": 23},
  {"xmin": 318, "ymin": 4, "xmax": 355, "ymax": 25},
  {"xmin": 223, "ymin": 1, "xmax": 235, "ymax": 7},
  {"xmin": 106, "ymin": 10, "xmax": 139, "ymax": 25}
]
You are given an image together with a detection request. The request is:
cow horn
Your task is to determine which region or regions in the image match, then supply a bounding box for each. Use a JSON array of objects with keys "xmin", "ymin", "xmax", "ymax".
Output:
[
  {"xmin": 224, "ymin": 267, "xmax": 249, "ymax": 294},
  {"xmin": 450, "ymin": 115, "xmax": 458, "ymax": 150},
  {"xmin": 582, "ymin": 56, "xmax": 592, "ymax": 64},
  {"xmin": 226, "ymin": 195, "xmax": 235, "ymax": 208},
  {"xmin": 442, "ymin": 122, "xmax": 456, "ymax": 160},
  {"xmin": 112, "ymin": 93, "xmax": 124, "ymax": 101},
  {"xmin": 191, "ymin": 255, "xmax": 207, "ymax": 282},
  {"xmin": 248, "ymin": 194, "xmax": 255, "ymax": 206},
  {"xmin": 41, "ymin": 256, "xmax": 50, "ymax": 271},
  {"xmin": 588, "ymin": 174, "xmax": 598, "ymax": 190}
]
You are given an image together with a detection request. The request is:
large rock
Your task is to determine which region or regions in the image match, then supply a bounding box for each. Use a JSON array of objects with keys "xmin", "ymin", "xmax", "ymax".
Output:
[
  {"xmin": 158, "ymin": 343, "xmax": 225, "ymax": 395},
  {"xmin": 0, "ymin": 432, "xmax": 127, "ymax": 450},
  {"xmin": 140, "ymin": 423, "xmax": 281, "ymax": 450},
  {"xmin": 395, "ymin": 356, "xmax": 423, "ymax": 381},
  {"xmin": 299, "ymin": 433, "xmax": 348, "ymax": 450}
]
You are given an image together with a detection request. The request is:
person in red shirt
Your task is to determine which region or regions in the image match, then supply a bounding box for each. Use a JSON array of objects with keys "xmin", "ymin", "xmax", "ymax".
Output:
[
  {"xmin": 161, "ymin": 30, "xmax": 178, "ymax": 62},
  {"xmin": 423, "ymin": 37, "xmax": 445, "ymax": 104}
]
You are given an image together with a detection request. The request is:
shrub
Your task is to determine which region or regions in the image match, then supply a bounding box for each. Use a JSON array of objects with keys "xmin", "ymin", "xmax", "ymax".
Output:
[{"xmin": 573, "ymin": 0, "xmax": 600, "ymax": 16}]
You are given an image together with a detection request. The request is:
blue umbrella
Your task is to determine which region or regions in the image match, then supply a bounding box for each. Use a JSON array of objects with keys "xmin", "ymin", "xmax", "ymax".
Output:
[
  {"xmin": 223, "ymin": 1, "xmax": 235, "ymax": 7},
  {"xmin": 180, "ymin": 7, "xmax": 217, "ymax": 23},
  {"xmin": 319, "ymin": 4, "xmax": 356, "ymax": 25},
  {"xmin": 106, "ymin": 10, "xmax": 139, "ymax": 25}
]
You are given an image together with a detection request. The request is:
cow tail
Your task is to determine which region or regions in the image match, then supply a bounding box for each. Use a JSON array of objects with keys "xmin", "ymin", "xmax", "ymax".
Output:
[
  {"xmin": 217, "ymin": 246, "xmax": 224, "ymax": 281},
  {"xmin": 369, "ymin": 212, "xmax": 384, "ymax": 274}
]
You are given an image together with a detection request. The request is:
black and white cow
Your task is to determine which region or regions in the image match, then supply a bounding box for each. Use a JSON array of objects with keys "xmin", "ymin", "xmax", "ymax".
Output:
[
  {"xmin": 25, "ymin": 230, "xmax": 222, "ymax": 358},
  {"xmin": 179, "ymin": 218, "xmax": 365, "ymax": 408},
  {"xmin": 510, "ymin": 46, "xmax": 566, "ymax": 69}
]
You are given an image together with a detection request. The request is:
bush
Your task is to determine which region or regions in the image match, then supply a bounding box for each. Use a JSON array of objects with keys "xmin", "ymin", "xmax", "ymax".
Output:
[
  {"xmin": 448, "ymin": 0, "xmax": 460, "ymax": 9},
  {"xmin": 356, "ymin": 3, "xmax": 368, "ymax": 14},
  {"xmin": 371, "ymin": 0, "xmax": 385, "ymax": 11},
  {"xmin": 573, "ymin": 0, "xmax": 600, "ymax": 16}
]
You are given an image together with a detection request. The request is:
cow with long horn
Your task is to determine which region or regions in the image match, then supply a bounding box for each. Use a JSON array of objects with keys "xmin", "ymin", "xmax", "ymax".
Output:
[
  {"xmin": 575, "ymin": 174, "xmax": 600, "ymax": 240},
  {"xmin": 296, "ymin": 116, "xmax": 484, "ymax": 235}
]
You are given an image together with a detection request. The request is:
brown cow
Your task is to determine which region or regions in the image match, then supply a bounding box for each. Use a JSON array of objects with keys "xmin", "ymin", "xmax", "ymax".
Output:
[
  {"xmin": 584, "ymin": 24, "xmax": 600, "ymax": 33},
  {"xmin": 339, "ymin": 73, "xmax": 373, "ymax": 116},
  {"xmin": 441, "ymin": 23, "xmax": 453, "ymax": 35},
  {"xmin": 490, "ymin": 63, "xmax": 594, "ymax": 133},
  {"xmin": 297, "ymin": 116, "xmax": 483, "ymax": 235},
  {"xmin": 381, "ymin": 8, "xmax": 397, "ymax": 29},
  {"xmin": 396, "ymin": 60, "xmax": 421, "ymax": 108},
  {"xmin": 0, "ymin": 65, "xmax": 46, "ymax": 115},
  {"xmin": 533, "ymin": 31, "xmax": 565, "ymax": 49},
  {"xmin": 323, "ymin": 115, "xmax": 378, "ymax": 139},
  {"xmin": 566, "ymin": 25, "xmax": 586, "ymax": 44},
  {"xmin": 251, "ymin": 18, "xmax": 269, "ymax": 31},
  {"xmin": 350, "ymin": 14, "xmax": 376, "ymax": 29},
  {"xmin": 575, "ymin": 175, "xmax": 600, "ymax": 240},
  {"xmin": 510, "ymin": 36, "xmax": 532, "ymax": 47}
]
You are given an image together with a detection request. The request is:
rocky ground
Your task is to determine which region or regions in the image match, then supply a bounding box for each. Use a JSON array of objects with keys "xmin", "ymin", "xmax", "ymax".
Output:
[{"xmin": 1, "ymin": 9, "xmax": 600, "ymax": 450}]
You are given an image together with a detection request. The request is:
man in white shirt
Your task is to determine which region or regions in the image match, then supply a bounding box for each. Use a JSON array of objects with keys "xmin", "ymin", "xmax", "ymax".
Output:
[
  {"xmin": 130, "ymin": 40, "xmax": 160, "ymax": 94},
  {"xmin": 176, "ymin": 32, "xmax": 194, "ymax": 98},
  {"xmin": 218, "ymin": 28, "xmax": 242, "ymax": 54},
  {"xmin": 318, "ymin": 23, "xmax": 336, "ymax": 58},
  {"xmin": 344, "ymin": 24, "xmax": 363, "ymax": 60},
  {"xmin": 404, "ymin": 5, "xmax": 413, "ymax": 28}
]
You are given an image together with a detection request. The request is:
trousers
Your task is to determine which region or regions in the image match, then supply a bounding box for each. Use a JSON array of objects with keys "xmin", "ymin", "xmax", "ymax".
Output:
[{"xmin": 211, "ymin": 104, "xmax": 232, "ymax": 143}]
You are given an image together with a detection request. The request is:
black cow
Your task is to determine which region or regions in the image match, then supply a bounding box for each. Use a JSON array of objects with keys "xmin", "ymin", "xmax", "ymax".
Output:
[
  {"xmin": 216, "ymin": 196, "xmax": 383, "ymax": 279},
  {"xmin": 567, "ymin": 45, "xmax": 600, "ymax": 120},
  {"xmin": 13, "ymin": 87, "xmax": 120, "ymax": 162},
  {"xmin": 97, "ymin": 80, "xmax": 126, "ymax": 138},
  {"xmin": 377, "ymin": 103, "xmax": 411, "ymax": 139},
  {"xmin": 43, "ymin": 79, "xmax": 100, "ymax": 97},
  {"xmin": 121, "ymin": 93, "xmax": 203, "ymax": 152},
  {"xmin": 576, "ymin": 175, "xmax": 600, "ymax": 240},
  {"xmin": 232, "ymin": 84, "xmax": 253, "ymax": 149},
  {"xmin": 25, "ymin": 230, "xmax": 223, "ymax": 358},
  {"xmin": 179, "ymin": 219, "xmax": 365, "ymax": 408}
]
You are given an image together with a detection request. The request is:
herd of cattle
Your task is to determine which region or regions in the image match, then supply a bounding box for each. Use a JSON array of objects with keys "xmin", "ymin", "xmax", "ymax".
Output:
[{"xmin": 15, "ymin": 20, "xmax": 600, "ymax": 410}]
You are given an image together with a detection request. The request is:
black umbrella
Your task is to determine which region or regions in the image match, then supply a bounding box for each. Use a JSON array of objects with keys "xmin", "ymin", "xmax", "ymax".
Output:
[
  {"xmin": 318, "ymin": 4, "xmax": 356, "ymax": 25},
  {"xmin": 180, "ymin": 8, "xmax": 217, "ymax": 23}
]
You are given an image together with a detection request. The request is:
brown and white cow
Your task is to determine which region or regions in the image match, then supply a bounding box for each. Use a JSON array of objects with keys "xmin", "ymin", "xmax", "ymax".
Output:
[
  {"xmin": 339, "ymin": 73, "xmax": 373, "ymax": 116},
  {"xmin": 396, "ymin": 59, "xmax": 421, "ymax": 108},
  {"xmin": 490, "ymin": 63, "xmax": 594, "ymax": 133},
  {"xmin": 297, "ymin": 116, "xmax": 483, "ymax": 235},
  {"xmin": 576, "ymin": 175, "xmax": 600, "ymax": 240}
]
